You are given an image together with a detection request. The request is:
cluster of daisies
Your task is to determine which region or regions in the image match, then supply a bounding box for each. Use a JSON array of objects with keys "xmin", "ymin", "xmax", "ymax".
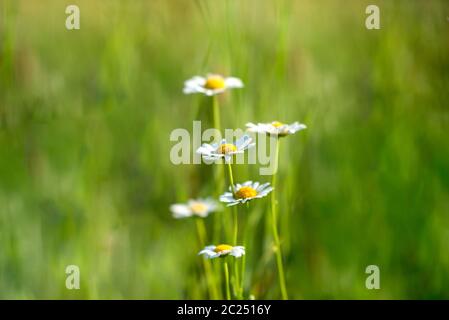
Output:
[{"xmin": 171, "ymin": 73, "xmax": 306, "ymax": 297}]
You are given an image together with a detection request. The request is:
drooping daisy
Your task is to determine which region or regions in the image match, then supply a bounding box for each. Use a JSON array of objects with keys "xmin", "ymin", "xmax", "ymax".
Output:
[
  {"xmin": 198, "ymin": 244, "xmax": 245, "ymax": 259},
  {"xmin": 246, "ymin": 121, "xmax": 307, "ymax": 137},
  {"xmin": 183, "ymin": 74, "xmax": 244, "ymax": 96},
  {"xmin": 220, "ymin": 181, "xmax": 273, "ymax": 206},
  {"xmin": 196, "ymin": 135, "xmax": 255, "ymax": 163},
  {"xmin": 170, "ymin": 198, "xmax": 218, "ymax": 219}
]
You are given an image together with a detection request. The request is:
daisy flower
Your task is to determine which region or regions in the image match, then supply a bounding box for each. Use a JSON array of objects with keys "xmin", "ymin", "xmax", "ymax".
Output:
[
  {"xmin": 220, "ymin": 181, "xmax": 273, "ymax": 206},
  {"xmin": 183, "ymin": 74, "xmax": 244, "ymax": 96},
  {"xmin": 196, "ymin": 135, "xmax": 255, "ymax": 163},
  {"xmin": 170, "ymin": 198, "xmax": 218, "ymax": 219},
  {"xmin": 246, "ymin": 121, "xmax": 307, "ymax": 137},
  {"xmin": 198, "ymin": 244, "xmax": 245, "ymax": 259}
]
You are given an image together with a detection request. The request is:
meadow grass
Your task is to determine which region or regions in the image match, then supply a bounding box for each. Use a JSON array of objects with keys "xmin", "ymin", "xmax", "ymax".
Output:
[{"xmin": 1, "ymin": 0, "xmax": 449, "ymax": 299}]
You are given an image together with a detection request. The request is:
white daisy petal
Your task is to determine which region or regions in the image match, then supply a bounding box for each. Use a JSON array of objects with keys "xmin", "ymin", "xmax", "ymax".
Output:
[
  {"xmin": 170, "ymin": 204, "xmax": 192, "ymax": 218},
  {"xmin": 225, "ymin": 77, "xmax": 244, "ymax": 88},
  {"xmin": 197, "ymin": 136, "xmax": 252, "ymax": 163},
  {"xmin": 203, "ymin": 198, "xmax": 218, "ymax": 211},
  {"xmin": 256, "ymin": 182, "xmax": 270, "ymax": 191},
  {"xmin": 236, "ymin": 135, "xmax": 251, "ymax": 149},
  {"xmin": 200, "ymin": 245, "xmax": 245, "ymax": 260},
  {"xmin": 264, "ymin": 187, "xmax": 274, "ymax": 194},
  {"xmin": 230, "ymin": 247, "xmax": 245, "ymax": 258},
  {"xmin": 185, "ymin": 76, "xmax": 206, "ymax": 85},
  {"xmin": 199, "ymin": 249, "xmax": 219, "ymax": 259},
  {"xmin": 184, "ymin": 74, "xmax": 243, "ymax": 96},
  {"xmin": 198, "ymin": 249, "xmax": 209, "ymax": 256},
  {"xmin": 258, "ymin": 189, "xmax": 273, "ymax": 197},
  {"xmin": 183, "ymin": 87, "xmax": 197, "ymax": 94},
  {"xmin": 196, "ymin": 146, "xmax": 211, "ymax": 155},
  {"xmin": 222, "ymin": 192, "xmax": 234, "ymax": 197},
  {"xmin": 183, "ymin": 76, "xmax": 207, "ymax": 94},
  {"xmin": 172, "ymin": 198, "xmax": 219, "ymax": 219},
  {"xmin": 220, "ymin": 181, "xmax": 272, "ymax": 207},
  {"xmin": 227, "ymin": 201, "xmax": 240, "ymax": 207},
  {"xmin": 291, "ymin": 123, "xmax": 307, "ymax": 133},
  {"xmin": 203, "ymin": 155, "xmax": 222, "ymax": 161},
  {"xmin": 210, "ymin": 142, "xmax": 220, "ymax": 149},
  {"xmin": 220, "ymin": 195, "xmax": 235, "ymax": 203},
  {"xmin": 246, "ymin": 123, "xmax": 262, "ymax": 133},
  {"xmin": 245, "ymin": 121, "xmax": 306, "ymax": 137},
  {"xmin": 230, "ymin": 251, "xmax": 243, "ymax": 258}
]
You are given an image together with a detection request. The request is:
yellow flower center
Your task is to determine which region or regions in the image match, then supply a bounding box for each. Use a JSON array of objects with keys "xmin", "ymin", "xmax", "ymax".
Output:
[
  {"xmin": 215, "ymin": 244, "xmax": 233, "ymax": 253},
  {"xmin": 190, "ymin": 202, "xmax": 208, "ymax": 215},
  {"xmin": 217, "ymin": 143, "xmax": 237, "ymax": 154},
  {"xmin": 272, "ymin": 121, "xmax": 285, "ymax": 128},
  {"xmin": 235, "ymin": 186, "xmax": 258, "ymax": 199},
  {"xmin": 204, "ymin": 75, "xmax": 226, "ymax": 90}
]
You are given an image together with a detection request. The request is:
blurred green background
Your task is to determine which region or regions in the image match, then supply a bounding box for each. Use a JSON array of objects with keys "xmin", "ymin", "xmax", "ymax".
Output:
[{"xmin": 1, "ymin": 0, "xmax": 449, "ymax": 299}]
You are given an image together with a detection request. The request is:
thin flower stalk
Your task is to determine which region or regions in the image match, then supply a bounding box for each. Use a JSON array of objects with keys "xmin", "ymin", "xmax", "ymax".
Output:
[
  {"xmin": 224, "ymin": 261, "xmax": 231, "ymax": 300},
  {"xmin": 195, "ymin": 218, "xmax": 220, "ymax": 299},
  {"xmin": 226, "ymin": 162, "xmax": 241, "ymax": 299},
  {"xmin": 271, "ymin": 139, "xmax": 288, "ymax": 300}
]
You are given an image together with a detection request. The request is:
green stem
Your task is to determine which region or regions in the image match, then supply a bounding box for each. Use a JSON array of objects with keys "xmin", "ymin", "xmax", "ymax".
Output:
[
  {"xmin": 224, "ymin": 260, "xmax": 231, "ymax": 300},
  {"xmin": 227, "ymin": 162, "xmax": 236, "ymax": 194},
  {"xmin": 239, "ymin": 251, "xmax": 246, "ymax": 299},
  {"xmin": 212, "ymin": 95, "xmax": 223, "ymax": 244},
  {"xmin": 239, "ymin": 204, "xmax": 250, "ymax": 299},
  {"xmin": 233, "ymin": 259, "xmax": 240, "ymax": 299},
  {"xmin": 227, "ymin": 162, "xmax": 240, "ymax": 298},
  {"xmin": 196, "ymin": 219, "xmax": 220, "ymax": 299},
  {"xmin": 227, "ymin": 162, "xmax": 238, "ymax": 244},
  {"xmin": 232, "ymin": 209, "xmax": 238, "ymax": 244},
  {"xmin": 196, "ymin": 218, "xmax": 207, "ymax": 246},
  {"xmin": 212, "ymin": 95, "xmax": 221, "ymax": 133},
  {"xmin": 271, "ymin": 139, "xmax": 289, "ymax": 300}
]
